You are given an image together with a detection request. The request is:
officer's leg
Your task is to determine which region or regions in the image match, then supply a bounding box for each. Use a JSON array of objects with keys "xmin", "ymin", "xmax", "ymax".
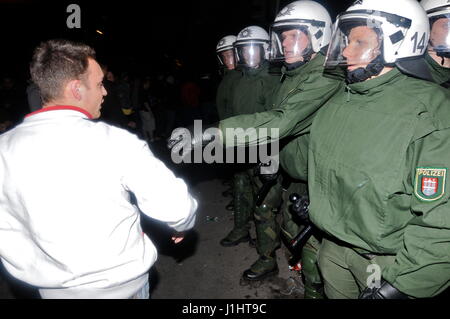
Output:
[
  {"xmin": 280, "ymin": 181, "xmax": 324, "ymax": 299},
  {"xmin": 301, "ymin": 235, "xmax": 324, "ymax": 299},
  {"xmin": 280, "ymin": 181, "xmax": 302, "ymax": 241},
  {"xmin": 242, "ymin": 176, "xmax": 282, "ymax": 281},
  {"xmin": 220, "ymin": 170, "xmax": 253, "ymax": 246},
  {"xmin": 347, "ymin": 251, "xmax": 396, "ymax": 294},
  {"xmin": 317, "ymin": 238, "xmax": 360, "ymax": 299}
]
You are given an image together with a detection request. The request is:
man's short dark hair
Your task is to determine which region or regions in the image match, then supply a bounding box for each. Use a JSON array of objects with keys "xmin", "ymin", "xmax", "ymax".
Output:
[{"xmin": 30, "ymin": 39, "xmax": 96, "ymax": 104}]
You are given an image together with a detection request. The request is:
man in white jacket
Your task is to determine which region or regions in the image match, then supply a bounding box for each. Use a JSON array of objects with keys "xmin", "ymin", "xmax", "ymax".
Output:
[{"xmin": 0, "ymin": 39, "xmax": 197, "ymax": 299}]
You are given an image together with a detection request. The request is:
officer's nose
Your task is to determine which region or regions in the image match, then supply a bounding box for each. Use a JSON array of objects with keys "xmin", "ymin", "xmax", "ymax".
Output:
[
  {"xmin": 342, "ymin": 45, "xmax": 353, "ymax": 60},
  {"xmin": 282, "ymin": 38, "xmax": 290, "ymax": 50}
]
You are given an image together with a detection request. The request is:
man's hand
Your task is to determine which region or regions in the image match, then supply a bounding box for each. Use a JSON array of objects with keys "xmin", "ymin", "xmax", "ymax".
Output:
[
  {"xmin": 167, "ymin": 123, "xmax": 219, "ymax": 157},
  {"xmin": 359, "ymin": 279, "xmax": 409, "ymax": 299},
  {"xmin": 171, "ymin": 232, "xmax": 186, "ymax": 244}
]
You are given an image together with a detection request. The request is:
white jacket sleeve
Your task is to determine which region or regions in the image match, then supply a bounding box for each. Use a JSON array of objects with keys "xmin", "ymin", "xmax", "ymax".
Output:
[{"xmin": 121, "ymin": 138, "xmax": 197, "ymax": 232}]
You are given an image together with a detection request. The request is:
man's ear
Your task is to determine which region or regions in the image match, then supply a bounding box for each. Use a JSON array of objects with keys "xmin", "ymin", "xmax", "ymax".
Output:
[{"xmin": 68, "ymin": 79, "xmax": 82, "ymax": 101}]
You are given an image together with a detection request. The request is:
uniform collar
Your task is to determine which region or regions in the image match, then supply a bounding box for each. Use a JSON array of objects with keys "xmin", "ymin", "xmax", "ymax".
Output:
[
  {"xmin": 242, "ymin": 61, "xmax": 270, "ymax": 76},
  {"xmin": 25, "ymin": 105, "xmax": 93, "ymax": 119},
  {"xmin": 347, "ymin": 68, "xmax": 403, "ymax": 94},
  {"xmin": 425, "ymin": 52, "xmax": 450, "ymax": 86},
  {"xmin": 222, "ymin": 68, "xmax": 234, "ymax": 76},
  {"xmin": 282, "ymin": 52, "xmax": 325, "ymax": 78}
]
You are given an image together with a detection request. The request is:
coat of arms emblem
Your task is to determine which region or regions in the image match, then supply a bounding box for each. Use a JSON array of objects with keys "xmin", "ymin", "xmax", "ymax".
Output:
[{"xmin": 415, "ymin": 168, "xmax": 447, "ymax": 201}]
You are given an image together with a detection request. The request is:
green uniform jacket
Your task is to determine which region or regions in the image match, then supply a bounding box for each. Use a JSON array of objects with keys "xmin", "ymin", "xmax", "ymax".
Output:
[
  {"xmin": 308, "ymin": 68, "xmax": 450, "ymax": 298},
  {"xmin": 216, "ymin": 69, "xmax": 241, "ymax": 120},
  {"xmin": 280, "ymin": 134, "xmax": 309, "ymax": 181},
  {"xmin": 219, "ymin": 53, "xmax": 345, "ymax": 146},
  {"xmin": 229, "ymin": 61, "xmax": 279, "ymax": 116},
  {"xmin": 425, "ymin": 53, "xmax": 450, "ymax": 88}
]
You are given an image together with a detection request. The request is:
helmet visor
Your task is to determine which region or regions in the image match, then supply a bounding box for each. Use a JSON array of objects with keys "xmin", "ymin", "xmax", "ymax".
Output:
[
  {"xmin": 217, "ymin": 49, "xmax": 236, "ymax": 70},
  {"xmin": 325, "ymin": 17, "xmax": 385, "ymax": 68},
  {"xmin": 429, "ymin": 11, "xmax": 450, "ymax": 54},
  {"xmin": 269, "ymin": 24, "xmax": 312, "ymax": 63},
  {"xmin": 235, "ymin": 42, "xmax": 265, "ymax": 68}
]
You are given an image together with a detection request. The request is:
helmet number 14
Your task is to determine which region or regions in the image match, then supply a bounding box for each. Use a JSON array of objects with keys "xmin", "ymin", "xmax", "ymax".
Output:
[{"xmin": 411, "ymin": 32, "xmax": 427, "ymax": 53}]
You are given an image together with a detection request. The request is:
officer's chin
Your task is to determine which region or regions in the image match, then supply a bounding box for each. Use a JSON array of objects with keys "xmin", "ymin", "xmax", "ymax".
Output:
[
  {"xmin": 347, "ymin": 64, "xmax": 366, "ymax": 71},
  {"xmin": 285, "ymin": 56, "xmax": 302, "ymax": 64}
]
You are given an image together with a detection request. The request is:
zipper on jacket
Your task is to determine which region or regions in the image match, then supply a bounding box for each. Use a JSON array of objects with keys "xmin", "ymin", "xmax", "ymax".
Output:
[
  {"xmin": 275, "ymin": 87, "xmax": 302, "ymax": 109},
  {"xmin": 274, "ymin": 69, "xmax": 313, "ymax": 108},
  {"xmin": 345, "ymin": 85, "xmax": 352, "ymax": 102}
]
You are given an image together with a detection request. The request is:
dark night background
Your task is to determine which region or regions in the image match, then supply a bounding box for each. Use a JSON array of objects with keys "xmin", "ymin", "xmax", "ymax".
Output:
[{"xmin": 0, "ymin": 0, "xmax": 356, "ymax": 82}]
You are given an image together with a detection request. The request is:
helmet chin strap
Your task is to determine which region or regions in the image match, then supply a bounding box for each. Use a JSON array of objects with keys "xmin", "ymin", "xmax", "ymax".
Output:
[
  {"xmin": 346, "ymin": 55, "xmax": 385, "ymax": 83},
  {"xmin": 436, "ymin": 51, "xmax": 450, "ymax": 66},
  {"xmin": 284, "ymin": 60, "xmax": 306, "ymax": 70}
]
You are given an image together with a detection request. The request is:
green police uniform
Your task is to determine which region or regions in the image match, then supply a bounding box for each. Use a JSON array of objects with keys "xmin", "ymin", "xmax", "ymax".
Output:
[
  {"xmin": 216, "ymin": 68, "xmax": 242, "ymax": 211},
  {"xmin": 216, "ymin": 69, "xmax": 241, "ymax": 120},
  {"xmin": 425, "ymin": 53, "xmax": 450, "ymax": 88},
  {"xmin": 307, "ymin": 68, "xmax": 450, "ymax": 298},
  {"xmin": 219, "ymin": 53, "xmax": 345, "ymax": 146},
  {"xmin": 220, "ymin": 61, "xmax": 280, "ymax": 247},
  {"xmin": 229, "ymin": 62, "xmax": 279, "ymax": 116},
  {"xmin": 242, "ymin": 61, "xmax": 319, "ymax": 280}
]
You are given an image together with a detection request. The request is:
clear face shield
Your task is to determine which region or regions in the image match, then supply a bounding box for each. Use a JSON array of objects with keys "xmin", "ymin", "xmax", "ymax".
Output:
[
  {"xmin": 235, "ymin": 43, "xmax": 265, "ymax": 68},
  {"xmin": 325, "ymin": 18, "xmax": 385, "ymax": 70},
  {"xmin": 270, "ymin": 25, "xmax": 312, "ymax": 64},
  {"xmin": 428, "ymin": 9, "xmax": 450, "ymax": 56},
  {"xmin": 217, "ymin": 49, "xmax": 236, "ymax": 70}
]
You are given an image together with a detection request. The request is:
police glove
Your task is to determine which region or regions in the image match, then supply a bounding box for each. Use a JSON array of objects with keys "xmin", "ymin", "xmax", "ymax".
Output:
[
  {"xmin": 359, "ymin": 279, "xmax": 409, "ymax": 299},
  {"xmin": 167, "ymin": 123, "xmax": 219, "ymax": 157},
  {"xmin": 258, "ymin": 157, "xmax": 279, "ymax": 184}
]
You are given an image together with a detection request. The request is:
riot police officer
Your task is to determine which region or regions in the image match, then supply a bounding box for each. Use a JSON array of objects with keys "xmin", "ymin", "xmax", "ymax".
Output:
[
  {"xmin": 421, "ymin": 0, "xmax": 450, "ymax": 87},
  {"xmin": 218, "ymin": 26, "xmax": 281, "ymax": 251},
  {"xmin": 308, "ymin": 0, "xmax": 450, "ymax": 298},
  {"xmin": 242, "ymin": 0, "xmax": 336, "ymax": 295},
  {"xmin": 216, "ymin": 35, "xmax": 240, "ymax": 120}
]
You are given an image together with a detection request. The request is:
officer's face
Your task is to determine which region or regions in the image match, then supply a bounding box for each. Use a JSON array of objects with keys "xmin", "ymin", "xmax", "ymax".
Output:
[
  {"xmin": 430, "ymin": 17, "xmax": 450, "ymax": 49},
  {"xmin": 282, "ymin": 29, "xmax": 310, "ymax": 64},
  {"xmin": 342, "ymin": 26, "xmax": 381, "ymax": 71},
  {"xmin": 220, "ymin": 49, "xmax": 235, "ymax": 70},
  {"xmin": 243, "ymin": 45, "xmax": 261, "ymax": 68}
]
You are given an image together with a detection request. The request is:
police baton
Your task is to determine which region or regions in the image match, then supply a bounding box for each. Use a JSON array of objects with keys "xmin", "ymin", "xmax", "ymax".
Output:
[
  {"xmin": 255, "ymin": 177, "xmax": 278, "ymax": 207},
  {"xmin": 287, "ymin": 193, "xmax": 314, "ymax": 267}
]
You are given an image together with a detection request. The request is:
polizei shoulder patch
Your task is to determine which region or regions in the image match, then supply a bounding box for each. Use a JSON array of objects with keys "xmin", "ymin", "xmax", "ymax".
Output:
[{"xmin": 414, "ymin": 167, "xmax": 447, "ymax": 201}]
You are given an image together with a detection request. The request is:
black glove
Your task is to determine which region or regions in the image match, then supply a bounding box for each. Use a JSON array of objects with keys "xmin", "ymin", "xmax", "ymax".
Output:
[
  {"xmin": 257, "ymin": 159, "xmax": 279, "ymax": 184},
  {"xmin": 259, "ymin": 172, "xmax": 278, "ymax": 184},
  {"xmin": 289, "ymin": 193, "xmax": 309, "ymax": 223},
  {"xmin": 359, "ymin": 279, "xmax": 409, "ymax": 299},
  {"xmin": 167, "ymin": 123, "xmax": 219, "ymax": 157}
]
